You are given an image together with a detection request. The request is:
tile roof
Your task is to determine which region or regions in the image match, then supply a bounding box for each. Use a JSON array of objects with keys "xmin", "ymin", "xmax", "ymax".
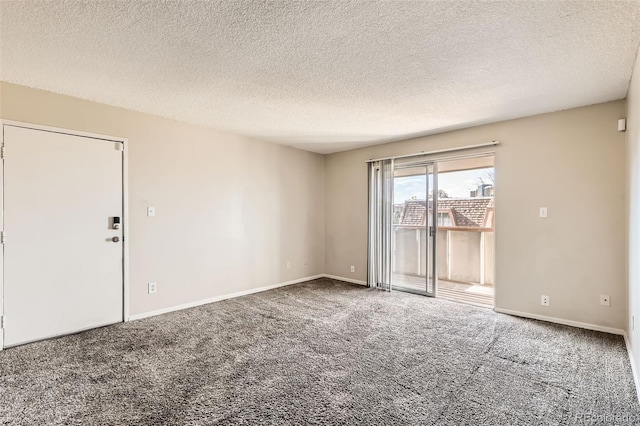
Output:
[
  {"xmin": 396, "ymin": 198, "xmax": 493, "ymax": 228},
  {"xmin": 401, "ymin": 201, "xmax": 427, "ymax": 226}
]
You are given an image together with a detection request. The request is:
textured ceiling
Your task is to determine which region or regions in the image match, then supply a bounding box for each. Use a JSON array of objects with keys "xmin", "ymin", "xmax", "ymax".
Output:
[{"xmin": 1, "ymin": 1, "xmax": 640, "ymax": 154}]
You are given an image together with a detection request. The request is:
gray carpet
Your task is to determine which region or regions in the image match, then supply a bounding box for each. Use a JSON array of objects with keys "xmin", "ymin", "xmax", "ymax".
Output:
[{"xmin": 0, "ymin": 278, "xmax": 638, "ymax": 425}]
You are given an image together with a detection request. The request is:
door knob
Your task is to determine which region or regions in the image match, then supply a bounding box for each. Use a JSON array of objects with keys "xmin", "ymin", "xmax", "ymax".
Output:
[{"xmin": 112, "ymin": 236, "xmax": 120, "ymax": 243}]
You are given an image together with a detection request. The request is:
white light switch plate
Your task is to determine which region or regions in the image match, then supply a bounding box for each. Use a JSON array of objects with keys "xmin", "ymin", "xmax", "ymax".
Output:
[
  {"xmin": 539, "ymin": 207, "xmax": 548, "ymax": 218},
  {"xmin": 147, "ymin": 206, "xmax": 156, "ymax": 217}
]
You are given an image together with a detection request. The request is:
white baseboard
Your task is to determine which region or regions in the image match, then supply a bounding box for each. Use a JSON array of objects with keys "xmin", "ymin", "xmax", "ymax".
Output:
[
  {"xmin": 624, "ymin": 332, "xmax": 640, "ymax": 404},
  {"xmin": 322, "ymin": 274, "xmax": 367, "ymax": 286},
  {"xmin": 128, "ymin": 274, "xmax": 324, "ymax": 321},
  {"xmin": 493, "ymin": 307, "xmax": 625, "ymax": 336}
]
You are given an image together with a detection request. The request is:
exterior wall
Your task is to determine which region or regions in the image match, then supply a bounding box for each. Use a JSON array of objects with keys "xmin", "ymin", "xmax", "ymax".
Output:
[
  {"xmin": 436, "ymin": 231, "xmax": 446, "ymax": 280},
  {"xmin": 484, "ymin": 231, "xmax": 495, "ymax": 285},
  {"xmin": 326, "ymin": 100, "xmax": 627, "ymax": 329},
  {"xmin": 0, "ymin": 82, "xmax": 326, "ymax": 318},
  {"xmin": 448, "ymin": 231, "xmax": 482, "ymax": 283},
  {"xmin": 394, "ymin": 229, "xmax": 421, "ymax": 275}
]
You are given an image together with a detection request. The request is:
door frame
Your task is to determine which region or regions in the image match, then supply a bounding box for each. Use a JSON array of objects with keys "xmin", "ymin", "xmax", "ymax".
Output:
[
  {"xmin": 391, "ymin": 151, "xmax": 496, "ymax": 304},
  {"xmin": 0, "ymin": 120, "xmax": 130, "ymax": 350}
]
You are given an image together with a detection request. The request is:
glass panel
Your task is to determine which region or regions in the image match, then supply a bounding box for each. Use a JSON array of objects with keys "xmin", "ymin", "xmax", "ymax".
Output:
[
  {"xmin": 391, "ymin": 165, "xmax": 428, "ymax": 293},
  {"xmin": 434, "ymin": 156, "xmax": 495, "ymax": 307},
  {"xmin": 384, "ymin": 153, "xmax": 496, "ymax": 307}
]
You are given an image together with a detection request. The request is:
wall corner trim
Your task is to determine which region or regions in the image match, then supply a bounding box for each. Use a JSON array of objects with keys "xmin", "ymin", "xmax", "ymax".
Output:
[
  {"xmin": 128, "ymin": 274, "xmax": 324, "ymax": 321},
  {"xmin": 624, "ymin": 332, "xmax": 640, "ymax": 405}
]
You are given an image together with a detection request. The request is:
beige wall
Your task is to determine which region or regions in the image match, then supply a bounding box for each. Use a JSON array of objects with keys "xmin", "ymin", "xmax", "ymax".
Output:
[
  {"xmin": 326, "ymin": 101, "xmax": 627, "ymax": 329},
  {"xmin": 0, "ymin": 81, "xmax": 631, "ymax": 334},
  {"xmin": 626, "ymin": 45, "xmax": 640, "ymax": 386},
  {"xmin": 0, "ymin": 82, "xmax": 325, "ymax": 317}
]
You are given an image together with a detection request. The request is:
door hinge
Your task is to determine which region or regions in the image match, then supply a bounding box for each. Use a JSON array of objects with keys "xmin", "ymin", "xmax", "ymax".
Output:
[
  {"xmin": 0, "ymin": 316, "xmax": 5, "ymax": 329},
  {"xmin": 1, "ymin": 145, "xmax": 5, "ymax": 159},
  {"xmin": 1, "ymin": 232, "xmax": 5, "ymax": 244}
]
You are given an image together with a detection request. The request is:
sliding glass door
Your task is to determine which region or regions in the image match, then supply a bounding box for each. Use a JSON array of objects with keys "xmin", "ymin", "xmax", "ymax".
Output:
[
  {"xmin": 391, "ymin": 162, "xmax": 438, "ymax": 296},
  {"xmin": 368, "ymin": 152, "xmax": 496, "ymax": 308}
]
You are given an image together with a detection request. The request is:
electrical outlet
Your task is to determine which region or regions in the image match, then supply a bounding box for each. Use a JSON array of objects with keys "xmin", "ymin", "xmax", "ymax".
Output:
[
  {"xmin": 541, "ymin": 295, "xmax": 550, "ymax": 306},
  {"xmin": 600, "ymin": 295, "xmax": 610, "ymax": 307},
  {"xmin": 286, "ymin": 261, "xmax": 291, "ymax": 270},
  {"xmin": 350, "ymin": 265, "xmax": 355, "ymax": 273},
  {"xmin": 148, "ymin": 282, "xmax": 157, "ymax": 294}
]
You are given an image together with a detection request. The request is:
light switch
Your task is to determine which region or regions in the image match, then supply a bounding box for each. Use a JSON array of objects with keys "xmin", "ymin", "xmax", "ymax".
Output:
[
  {"xmin": 539, "ymin": 207, "xmax": 547, "ymax": 218},
  {"xmin": 147, "ymin": 206, "xmax": 156, "ymax": 217}
]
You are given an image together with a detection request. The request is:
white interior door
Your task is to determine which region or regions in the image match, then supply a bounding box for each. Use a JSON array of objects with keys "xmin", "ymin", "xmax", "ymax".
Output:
[{"xmin": 2, "ymin": 125, "xmax": 123, "ymax": 347}]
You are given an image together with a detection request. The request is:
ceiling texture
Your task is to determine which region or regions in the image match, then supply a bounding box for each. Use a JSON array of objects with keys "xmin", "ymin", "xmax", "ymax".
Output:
[{"xmin": 2, "ymin": 1, "xmax": 640, "ymax": 154}]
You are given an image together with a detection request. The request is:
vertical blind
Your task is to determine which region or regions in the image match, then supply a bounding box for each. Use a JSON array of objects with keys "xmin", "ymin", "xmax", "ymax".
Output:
[{"xmin": 367, "ymin": 159, "xmax": 394, "ymax": 291}]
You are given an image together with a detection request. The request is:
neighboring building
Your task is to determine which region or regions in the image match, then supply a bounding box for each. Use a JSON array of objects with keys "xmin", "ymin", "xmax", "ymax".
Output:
[
  {"xmin": 470, "ymin": 183, "xmax": 494, "ymax": 198},
  {"xmin": 394, "ymin": 198, "xmax": 494, "ymax": 229}
]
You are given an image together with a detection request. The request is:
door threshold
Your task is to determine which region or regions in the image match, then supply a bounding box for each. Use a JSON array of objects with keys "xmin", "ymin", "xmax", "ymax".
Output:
[
  {"xmin": 393, "ymin": 285, "xmax": 494, "ymax": 309},
  {"xmin": 393, "ymin": 286, "xmax": 435, "ymax": 297}
]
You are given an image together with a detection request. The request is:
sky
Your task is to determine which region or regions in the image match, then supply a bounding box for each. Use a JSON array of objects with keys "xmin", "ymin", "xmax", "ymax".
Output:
[{"xmin": 394, "ymin": 167, "xmax": 494, "ymax": 203}]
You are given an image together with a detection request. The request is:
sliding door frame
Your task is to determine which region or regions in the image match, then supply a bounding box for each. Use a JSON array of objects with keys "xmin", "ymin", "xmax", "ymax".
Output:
[
  {"xmin": 369, "ymin": 149, "xmax": 496, "ymax": 302},
  {"xmin": 391, "ymin": 161, "xmax": 438, "ymax": 297}
]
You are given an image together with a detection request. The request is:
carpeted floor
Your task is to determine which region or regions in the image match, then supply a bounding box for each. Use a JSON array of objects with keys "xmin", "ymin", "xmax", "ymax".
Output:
[{"xmin": 0, "ymin": 278, "xmax": 638, "ymax": 425}]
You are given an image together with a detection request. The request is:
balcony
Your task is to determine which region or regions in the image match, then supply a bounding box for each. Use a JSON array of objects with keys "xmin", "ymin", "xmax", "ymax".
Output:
[{"xmin": 392, "ymin": 226, "xmax": 495, "ymax": 308}]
